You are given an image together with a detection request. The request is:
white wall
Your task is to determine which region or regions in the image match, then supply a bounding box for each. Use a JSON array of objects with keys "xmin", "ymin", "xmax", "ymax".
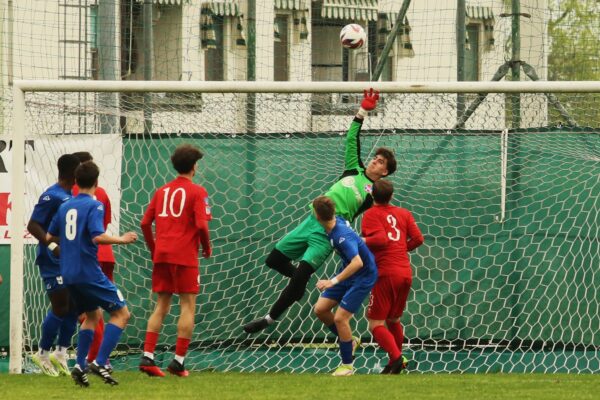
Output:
[{"xmin": 4, "ymin": 0, "xmax": 549, "ymax": 134}]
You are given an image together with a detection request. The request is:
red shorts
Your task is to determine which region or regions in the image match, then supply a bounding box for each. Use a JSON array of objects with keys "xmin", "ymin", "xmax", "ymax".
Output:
[
  {"xmin": 367, "ymin": 275, "xmax": 412, "ymax": 320},
  {"xmin": 99, "ymin": 262, "xmax": 115, "ymax": 282},
  {"xmin": 152, "ymin": 263, "xmax": 200, "ymax": 294}
]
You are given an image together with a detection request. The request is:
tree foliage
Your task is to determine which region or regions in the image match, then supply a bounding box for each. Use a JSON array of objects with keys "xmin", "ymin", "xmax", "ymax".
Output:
[{"xmin": 547, "ymin": 0, "xmax": 600, "ymax": 126}]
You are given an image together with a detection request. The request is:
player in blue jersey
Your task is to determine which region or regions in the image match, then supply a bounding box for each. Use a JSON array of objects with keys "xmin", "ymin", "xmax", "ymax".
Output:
[
  {"xmin": 47, "ymin": 161, "xmax": 137, "ymax": 387},
  {"xmin": 312, "ymin": 196, "xmax": 378, "ymax": 376},
  {"xmin": 27, "ymin": 154, "xmax": 81, "ymax": 376}
]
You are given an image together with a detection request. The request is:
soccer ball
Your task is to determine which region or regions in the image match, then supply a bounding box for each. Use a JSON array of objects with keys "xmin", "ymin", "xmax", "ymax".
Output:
[{"xmin": 340, "ymin": 24, "xmax": 366, "ymax": 49}]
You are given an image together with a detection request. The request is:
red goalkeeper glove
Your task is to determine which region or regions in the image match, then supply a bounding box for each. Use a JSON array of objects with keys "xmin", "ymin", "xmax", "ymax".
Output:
[{"xmin": 357, "ymin": 88, "xmax": 380, "ymax": 118}]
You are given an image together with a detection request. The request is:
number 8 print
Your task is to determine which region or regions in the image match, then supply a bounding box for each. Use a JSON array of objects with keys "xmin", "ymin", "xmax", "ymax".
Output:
[{"xmin": 66, "ymin": 209, "xmax": 78, "ymax": 240}]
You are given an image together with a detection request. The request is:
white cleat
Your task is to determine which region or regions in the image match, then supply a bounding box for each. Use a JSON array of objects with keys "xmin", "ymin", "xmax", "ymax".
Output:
[
  {"xmin": 31, "ymin": 352, "xmax": 59, "ymax": 377},
  {"xmin": 332, "ymin": 364, "xmax": 354, "ymax": 376},
  {"xmin": 50, "ymin": 352, "xmax": 70, "ymax": 376}
]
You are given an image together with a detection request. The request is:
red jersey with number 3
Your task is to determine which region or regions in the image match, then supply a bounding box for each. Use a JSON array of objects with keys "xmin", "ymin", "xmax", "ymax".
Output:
[
  {"xmin": 141, "ymin": 176, "xmax": 211, "ymax": 268},
  {"xmin": 72, "ymin": 185, "xmax": 115, "ymax": 263},
  {"xmin": 361, "ymin": 204, "xmax": 424, "ymax": 278}
]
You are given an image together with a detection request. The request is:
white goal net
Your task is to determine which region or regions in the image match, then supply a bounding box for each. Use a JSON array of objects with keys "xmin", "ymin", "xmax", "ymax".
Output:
[{"xmin": 9, "ymin": 81, "xmax": 600, "ymax": 374}]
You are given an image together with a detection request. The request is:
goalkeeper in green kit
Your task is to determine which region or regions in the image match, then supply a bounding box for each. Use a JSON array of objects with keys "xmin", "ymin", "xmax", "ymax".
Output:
[{"xmin": 244, "ymin": 88, "xmax": 397, "ymax": 334}]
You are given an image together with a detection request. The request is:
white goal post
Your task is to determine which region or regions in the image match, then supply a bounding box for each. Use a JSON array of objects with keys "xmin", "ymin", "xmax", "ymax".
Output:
[{"xmin": 9, "ymin": 80, "xmax": 600, "ymax": 374}]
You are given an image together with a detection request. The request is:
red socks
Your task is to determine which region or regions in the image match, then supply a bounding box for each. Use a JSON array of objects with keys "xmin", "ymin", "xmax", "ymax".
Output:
[
  {"xmin": 175, "ymin": 337, "xmax": 191, "ymax": 357},
  {"xmin": 144, "ymin": 333, "xmax": 190, "ymax": 359},
  {"xmin": 144, "ymin": 331, "xmax": 159, "ymax": 354},
  {"xmin": 373, "ymin": 325, "xmax": 401, "ymax": 362},
  {"xmin": 387, "ymin": 321, "xmax": 404, "ymax": 350},
  {"xmin": 87, "ymin": 317, "xmax": 104, "ymax": 363}
]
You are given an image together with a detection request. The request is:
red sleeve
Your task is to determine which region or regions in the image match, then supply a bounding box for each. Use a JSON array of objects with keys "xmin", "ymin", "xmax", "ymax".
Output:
[
  {"xmin": 405, "ymin": 210, "xmax": 424, "ymax": 252},
  {"xmin": 72, "ymin": 184, "xmax": 79, "ymax": 196},
  {"xmin": 95, "ymin": 187, "xmax": 112, "ymax": 229},
  {"xmin": 141, "ymin": 194, "xmax": 157, "ymax": 254},
  {"xmin": 361, "ymin": 211, "xmax": 388, "ymax": 250},
  {"xmin": 194, "ymin": 186, "xmax": 211, "ymax": 253},
  {"xmin": 194, "ymin": 186, "xmax": 212, "ymax": 228}
]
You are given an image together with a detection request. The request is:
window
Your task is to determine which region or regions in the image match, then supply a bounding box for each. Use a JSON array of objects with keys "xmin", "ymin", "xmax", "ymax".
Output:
[
  {"xmin": 90, "ymin": 4, "xmax": 99, "ymax": 80},
  {"xmin": 274, "ymin": 15, "xmax": 290, "ymax": 81},
  {"xmin": 312, "ymin": 20, "xmax": 375, "ymax": 114},
  {"xmin": 205, "ymin": 15, "xmax": 225, "ymax": 81},
  {"xmin": 120, "ymin": 2, "xmax": 192, "ymax": 112},
  {"xmin": 464, "ymin": 24, "xmax": 480, "ymax": 81},
  {"xmin": 370, "ymin": 20, "xmax": 392, "ymax": 82}
]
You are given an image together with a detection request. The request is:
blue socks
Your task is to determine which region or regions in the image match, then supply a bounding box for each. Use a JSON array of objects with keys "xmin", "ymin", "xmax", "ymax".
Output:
[
  {"xmin": 95, "ymin": 323, "xmax": 123, "ymax": 367},
  {"xmin": 39, "ymin": 311, "xmax": 63, "ymax": 351},
  {"xmin": 339, "ymin": 340, "xmax": 353, "ymax": 365},
  {"xmin": 57, "ymin": 312, "xmax": 78, "ymax": 348},
  {"xmin": 76, "ymin": 329, "xmax": 94, "ymax": 369}
]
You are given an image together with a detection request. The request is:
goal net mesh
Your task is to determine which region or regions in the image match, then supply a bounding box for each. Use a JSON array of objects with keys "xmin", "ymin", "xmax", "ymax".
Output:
[{"xmin": 18, "ymin": 88, "xmax": 600, "ymax": 373}]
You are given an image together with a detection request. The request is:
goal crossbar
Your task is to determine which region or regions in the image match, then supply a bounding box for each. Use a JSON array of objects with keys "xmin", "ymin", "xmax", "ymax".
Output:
[{"xmin": 13, "ymin": 80, "xmax": 600, "ymax": 94}]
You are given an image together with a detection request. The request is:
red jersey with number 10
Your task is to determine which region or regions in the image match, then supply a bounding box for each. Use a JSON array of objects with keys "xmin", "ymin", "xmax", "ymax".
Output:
[
  {"xmin": 361, "ymin": 204, "xmax": 424, "ymax": 278},
  {"xmin": 141, "ymin": 176, "xmax": 212, "ymax": 268}
]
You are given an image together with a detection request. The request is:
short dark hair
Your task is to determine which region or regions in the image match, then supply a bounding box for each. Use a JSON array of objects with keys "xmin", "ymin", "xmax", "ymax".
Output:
[
  {"xmin": 57, "ymin": 154, "xmax": 80, "ymax": 181},
  {"xmin": 171, "ymin": 144, "xmax": 204, "ymax": 174},
  {"xmin": 372, "ymin": 179, "xmax": 394, "ymax": 204},
  {"xmin": 75, "ymin": 161, "xmax": 100, "ymax": 189},
  {"xmin": 72, "ymin": 151, "xmax": 93, "ymax": 163},
  {"xmin": 313, "ymin": 196, "xmax": 335, "ymax": 221},
  {"xmin": 376, "ymin": 147, "xmax": 396, "ymax": 176}
]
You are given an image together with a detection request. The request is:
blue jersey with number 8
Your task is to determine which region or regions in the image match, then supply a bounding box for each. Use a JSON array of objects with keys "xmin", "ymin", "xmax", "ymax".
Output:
[{"xmin": 48, "ymin": 193, "xmax": 106, "ymax": 284}]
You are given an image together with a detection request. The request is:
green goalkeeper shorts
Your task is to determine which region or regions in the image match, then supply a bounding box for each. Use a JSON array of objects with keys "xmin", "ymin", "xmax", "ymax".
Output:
[{"xmin": 275, "ymin": 214, "xmax": 333, "ymax": 270}]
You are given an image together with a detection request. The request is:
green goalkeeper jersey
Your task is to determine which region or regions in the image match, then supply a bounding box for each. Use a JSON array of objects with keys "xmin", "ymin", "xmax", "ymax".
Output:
[{"xmin": 323, "ymin": 117, "xmax": 374, "ymax": 222}]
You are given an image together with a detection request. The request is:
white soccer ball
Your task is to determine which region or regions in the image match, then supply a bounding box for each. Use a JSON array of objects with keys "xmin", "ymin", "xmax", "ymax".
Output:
[{"xmin": 340, "ymin": 24, "xmax": 367, "ymax": 50}]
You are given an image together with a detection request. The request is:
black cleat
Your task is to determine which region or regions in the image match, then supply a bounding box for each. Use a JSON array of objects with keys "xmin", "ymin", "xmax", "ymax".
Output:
[
  {"xmin": 389, "ymin": 355, "xmax": 409, "ymax": 375},
  {"xmin": 243, "ymin": 318, "xmax": 270, "ymax": 334},
  {"xmin": 380, "ymin": 364, "xmax": 393, "ymax": 374},
  {"xmin": 167, "ymin": 359, "xmax": 189, "ymax": 377},
  {"xmin": 89, "ymin": 361, "xmax": 119, "ymax": 385},
  {"xmin": 71, "ymin": 365, "xmax": 90, "ymax": 387},
  {"xmin": 139, "ymin": 355, "xmax": 165, "ymax": 377}
]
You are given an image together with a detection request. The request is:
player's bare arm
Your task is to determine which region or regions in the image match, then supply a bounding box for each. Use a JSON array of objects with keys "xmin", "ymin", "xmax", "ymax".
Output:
[
  {"xmin": 27, "ymin": 219, "xmax": 49, "ymax": 244},
  {"xmin": 316, "ymin": 254, "xmax": 364, "ymax": 291},
  {"xmin": 94, "ymin": 232, "xmax": 138, "ymax": 245}
]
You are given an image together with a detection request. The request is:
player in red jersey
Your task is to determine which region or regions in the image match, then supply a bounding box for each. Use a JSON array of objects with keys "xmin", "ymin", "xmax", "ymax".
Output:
[
  {"xmin": 360, "ymin": 179, "xmax": 424, "ymax": 374},
  {"xmin": 139, "ymin": 144, "xmax": 212, "ymax": 377},
  {"xmin": 72, "ymin": 151, "xmax": 117, "ymax": 372}
]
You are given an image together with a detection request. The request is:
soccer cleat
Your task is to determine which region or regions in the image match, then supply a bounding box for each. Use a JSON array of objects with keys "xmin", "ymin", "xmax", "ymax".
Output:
[
  {"xmin": 71, "ymin": 365, "xmax": 90, "ymax": 387},
  {"xmin": 243, "ymin": 318, "xmax": 270, "ymax": 334},
  {"xmin": 139, "ymin": 355, "xmax": 165, "ymax": 377},
  {"xmin": 167, "ymin": 359, "xmax": 189, "ymax": 377},
  {"xmin": 380, "ymin": 364, "xmax": 393, "ymax": 374},
  {"xmin": 104, "ymin": 362, "xmax": 114, "ymax": 374},
  {"xmin": 389, "ymin": 355, "xmax": 409, "ymax": 374},
  {"xmin": 31, "ymin": 352, "xmax": 60, "ymax": 377},
  {"xmin": 89, "ymin": 361, "xmax": 119, "ymax": 385},
  {"xmin": 332, "ymin": 364, "xmax": 354, "ymax": 376},
  {"xmin": 49, "ymin": 352, "xmax": 70, "ymax": 376},
  {"xmin": 351, "ymin": 336, "xmax": 361, "ymax": 358}
]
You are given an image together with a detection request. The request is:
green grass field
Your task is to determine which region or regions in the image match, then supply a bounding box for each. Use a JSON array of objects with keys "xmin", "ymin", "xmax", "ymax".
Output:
[{"xmin": 0, "ymin": 372, "xmax": 598, "ymax": 400}]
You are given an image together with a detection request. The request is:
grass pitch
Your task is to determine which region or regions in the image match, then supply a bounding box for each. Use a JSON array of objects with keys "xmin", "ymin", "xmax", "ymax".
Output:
[{"xmin": 0, "ymin": 371, "xmax": 598, "ymax": 400}]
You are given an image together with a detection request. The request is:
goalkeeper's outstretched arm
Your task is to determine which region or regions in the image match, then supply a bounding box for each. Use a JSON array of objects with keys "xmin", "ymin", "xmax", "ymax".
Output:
[{"xmin": 344, "ymin": 88, "xmax": 381, "ymax": 171}]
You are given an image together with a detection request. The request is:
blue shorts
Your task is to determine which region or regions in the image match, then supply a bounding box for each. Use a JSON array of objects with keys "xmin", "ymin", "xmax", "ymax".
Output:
[
  {"xmin": 43, "ymin": 275, "xmax": 67, "ymax": 293},
  {"xmin": 67, "ymin": 275, "xmax": 126, "ymax": 314},
  {"xmin": 321, "ymin": 275, "xmax": 376, "ymax": 314},
  {"xmin": 38, "ymin": 261, "xmax": 61, "ymax": 282}
]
